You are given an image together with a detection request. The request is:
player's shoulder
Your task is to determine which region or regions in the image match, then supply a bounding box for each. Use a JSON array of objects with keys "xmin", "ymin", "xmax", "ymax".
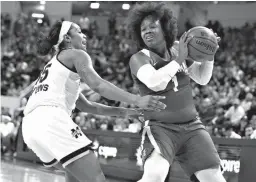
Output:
[
  {"xmin": 130, "ymin": 50, "xmax": 150, "ymax": 63},
  {"xmin": 130, "ymin": 50, "xmax": 151, "ymax": 68},
  {"xmin": 129, "ymin": 50, "xmax": 152, "ymax": 74},
  {"xmin": 61, "ymin": 49, "xmax": 90, "ymax": 62}
]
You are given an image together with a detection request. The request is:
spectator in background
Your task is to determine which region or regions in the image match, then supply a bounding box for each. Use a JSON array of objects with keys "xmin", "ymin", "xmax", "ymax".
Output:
[
  {"xmin": 108, "ymin": 12, "xmax": 116, "ymax": 35},
  {"xmin": 79, "ymin": 12, "xmax": 90, "ymax": 37},
  {"xmin": 244, "ymin": 124, "xmax": 254, "ymax": 139},
  {"xmin": 250, "ymin": 115, "xmax": 256, "ymax": 130},
  {"xmin": 0, "ymin": 115, "xmax": 16, "ymax": 156},
  {"xmin": 250, "ymin": 117, "xmax": 256, "ymax": 139},
  {"xmin": 250, "ymin": 130, "xmax": 256, "ymax": 139},
  {"xmin": 225, "ymin": 123, "xmax": 241, "ymax": 139},
  {"xmin": 3, "ymin": 13, "xmax": 12, "ymax": 29},
  {"xmin": 117, "ymin": 23, "xmax": 126, "ymax": 38},
  {"xmin": 247, "ymin": 100, "xmax": 256, "ymax": 121},
  {"xmin": 119, "ymin": 39, "xmax": 130, "ymax": 63},
  {"xmin": 90, "ymin": 20, "xmax": 98, "ymax": 37},
  {"xmin": 13, "ymin": 13, "xmax": 25, "ymax": 37},
  {"xmin": 89, "ymin": 34, "xmax": 100, "ymax": 50},
  {"xmin": 224, "ymin": 99, "xmax": 245, "ymax": 126},
  {"xmin": 1, "ymin": 13, "xmax": 12, "ymax": 43},
  {"xmin": 241, "ymin": 92, "xmax": 253, "ymax": 112}
]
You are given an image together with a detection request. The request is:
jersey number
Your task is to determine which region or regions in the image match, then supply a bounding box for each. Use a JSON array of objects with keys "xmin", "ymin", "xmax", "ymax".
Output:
[{"xmin": 35, "ymin": 63, "xmax": 52, "ymax": 85}]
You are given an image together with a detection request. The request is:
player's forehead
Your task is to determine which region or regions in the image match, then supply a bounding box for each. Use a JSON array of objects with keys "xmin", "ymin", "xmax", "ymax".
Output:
[
  {"xmin": 70, "ymin": 23, "xmax": 81, "ymax": 32},
  {"xmin": 141, "ymin": 15, "xmax": 160, "ymax": 28}
]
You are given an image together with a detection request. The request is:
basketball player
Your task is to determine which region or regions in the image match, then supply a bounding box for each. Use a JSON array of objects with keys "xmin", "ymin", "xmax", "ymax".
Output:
[
  {"xmin": 22, "ymin": 20, "xmax": 166, "ymax": 182},
  {"xmin": 127, "ymin": 2, "xmax": 226, "ymax": 182}
]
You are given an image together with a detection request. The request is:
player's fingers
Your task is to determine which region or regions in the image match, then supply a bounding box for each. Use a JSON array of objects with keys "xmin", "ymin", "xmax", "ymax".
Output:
[
  {"xmin": 150, "ymin": 100, "xmax": 166, "ymax": 110},
  {"xmin": 146, "ymin": 106, "xmax": 162, "ymax": 112},
  {"xmin": 180, "ymin": 31, "xmax": 187, "ymax": 41},
  {"xmin": 185, "ymin": 36, "xmax": 193, "ymax": 44},
  {"xmin": 151, "ymin": 96, "xmax": 166, "ymax": 100},
  {"xmin": 217, "ymin": 36, "xmax": 221, "ymax": 42}
]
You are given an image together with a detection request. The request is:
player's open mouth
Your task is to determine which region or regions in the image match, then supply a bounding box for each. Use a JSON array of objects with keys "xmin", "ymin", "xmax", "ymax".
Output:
[
  {"xmin": 145, "ymin": 34, "xmax": 154, "ymax": 41},
  {"xmin": 82, "ymin": 40, "xmax": 87, "ymax": 46}
]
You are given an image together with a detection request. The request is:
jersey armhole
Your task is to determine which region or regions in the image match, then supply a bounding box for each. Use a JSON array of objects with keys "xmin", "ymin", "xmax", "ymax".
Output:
[{"xmin": 56, "ymin": 49, "xmax": 78, "ymax": 73}]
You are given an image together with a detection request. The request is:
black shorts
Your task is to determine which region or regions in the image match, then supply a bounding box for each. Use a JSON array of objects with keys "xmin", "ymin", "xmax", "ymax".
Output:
[{"xmin": 140, "ymin": 119, "xmax": 220, "ymax": 178}]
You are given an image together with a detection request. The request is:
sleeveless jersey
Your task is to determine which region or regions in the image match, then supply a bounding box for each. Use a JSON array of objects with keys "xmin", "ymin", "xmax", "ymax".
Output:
[
  {"xmin": 131, "ymin": 48, "xmax": 198, "ymax": 123},
  {"xmin": 24, "ymin": 55, "xmax": 81, "ymax": 116}
]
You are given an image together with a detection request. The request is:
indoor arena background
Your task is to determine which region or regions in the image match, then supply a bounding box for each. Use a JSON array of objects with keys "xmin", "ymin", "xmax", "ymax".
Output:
[{"xmin": 1, "ymin": 1, "xmax": 256, "ymax": 182}]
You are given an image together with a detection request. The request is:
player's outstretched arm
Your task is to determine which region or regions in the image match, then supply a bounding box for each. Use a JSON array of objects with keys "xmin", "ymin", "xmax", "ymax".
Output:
[
  {"xmin": 19, "ymin": 80, "xmax": 36, "ymax": 99},
  {"xmin": 72, "ymin": 50, "xmax": 166, "ymax": 111},
  {"xmin": 76, "ymin": 93, "xmax": 143, "ymax": 118}
]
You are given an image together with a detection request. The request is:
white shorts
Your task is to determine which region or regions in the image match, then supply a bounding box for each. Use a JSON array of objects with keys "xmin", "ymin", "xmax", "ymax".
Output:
[{"xmin": 22, "ymin": 106, "xmax": 92, "ymax": 168}]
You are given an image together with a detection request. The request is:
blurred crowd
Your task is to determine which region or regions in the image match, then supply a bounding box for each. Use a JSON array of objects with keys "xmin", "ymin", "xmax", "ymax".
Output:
[{"xmin": 1, "ymin": 12, "xmax": 256, "ymax": 156}]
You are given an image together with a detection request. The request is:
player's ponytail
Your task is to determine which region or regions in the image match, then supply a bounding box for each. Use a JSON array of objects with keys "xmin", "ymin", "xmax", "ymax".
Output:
[{"xmin": 37, "ymin": 21, "xmax": 62, "ymax": 56}]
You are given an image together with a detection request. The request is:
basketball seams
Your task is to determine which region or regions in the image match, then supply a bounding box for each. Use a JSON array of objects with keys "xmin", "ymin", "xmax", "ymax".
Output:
[
  {"xmin": 186, "ymin": 26, "xmax": 217, "ymax": 61},
  {"xmin": 193, "ymin": 36, "xmax": 217, "ymax": 45},
  {"xmin": 188, "ymin": 43, "xmax": 215, "ymax": 56},
  {"xmin": 187, "ymin": 27, "xmax": 207, "ymax": 36}
]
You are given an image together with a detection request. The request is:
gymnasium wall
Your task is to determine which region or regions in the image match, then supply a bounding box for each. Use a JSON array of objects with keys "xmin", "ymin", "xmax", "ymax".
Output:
[
  {"xmin": 1, "ymin": 1, "xmax": 21, "ymax": 19},
  {"xmin": 45, "ymin": 1, "xmax": 72, "ymax": 23},
  {"xmin": 207, "ymin": 3, "xmax": 256, "ymax": 27}
]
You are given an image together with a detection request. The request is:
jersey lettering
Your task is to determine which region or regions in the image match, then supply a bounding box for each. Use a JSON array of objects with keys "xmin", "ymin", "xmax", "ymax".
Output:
[
  {"xmin": 35, "ymin": 63, "xmax": 52, "ymax": 85},
  {"xmin": 32, "ymin": 84, "xmax": 49, "ymax": 94},
  {"xmin": 33, "ymin": 63, "xmax": 52, "ymax": 94}
]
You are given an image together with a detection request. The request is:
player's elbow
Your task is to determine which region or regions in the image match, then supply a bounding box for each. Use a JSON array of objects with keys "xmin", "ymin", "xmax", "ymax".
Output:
[
  {"xmin": 197, "ymin": 79, "xmax": 210, "ymax": 86},
  {"xmin": 91, "ymin": 82, "xmax": 104, "ymax": 94},
  {"xmin": 195, "ymin": 76, "xmax": 212, "ymax": 85},
  {"xmin": 92, "ymin": 80, "xmax": 113, "ymax": 96},
  {"xmin": 149, "ymin": 85, "xmax": 162, "ymax": 92}
]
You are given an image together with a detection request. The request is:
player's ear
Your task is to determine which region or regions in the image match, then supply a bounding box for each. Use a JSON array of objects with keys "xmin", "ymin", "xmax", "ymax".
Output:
[{"xmin": 63, "ymin": 34, "xmax": 71, "ymax": 43}]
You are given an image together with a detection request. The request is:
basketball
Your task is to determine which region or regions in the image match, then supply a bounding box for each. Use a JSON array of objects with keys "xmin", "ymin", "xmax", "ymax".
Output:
[{"xmin": 187, "ymin": 26, "xmax": 218, "ymax": 62}]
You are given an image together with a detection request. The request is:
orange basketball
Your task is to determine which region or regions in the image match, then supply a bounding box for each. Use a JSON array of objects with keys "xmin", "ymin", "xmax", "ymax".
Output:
[{"xmin": 187, "ymin": 26, "xmax": 218, "ymax": 62}]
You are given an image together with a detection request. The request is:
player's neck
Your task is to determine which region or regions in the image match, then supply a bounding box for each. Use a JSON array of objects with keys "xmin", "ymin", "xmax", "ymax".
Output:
[
  {"xmin": 149, "ymin": 44, "xmax": 167, "ymax": 58},
  {"xmin": 149, "ymin": 43, "xmax": 167, "ymax": 58}
]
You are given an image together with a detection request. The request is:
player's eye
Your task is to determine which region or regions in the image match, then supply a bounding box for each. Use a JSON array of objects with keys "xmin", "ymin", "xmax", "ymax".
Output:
[{"xmin": 149, "ymin": 25, "xmax": 157, "ymax": 29}]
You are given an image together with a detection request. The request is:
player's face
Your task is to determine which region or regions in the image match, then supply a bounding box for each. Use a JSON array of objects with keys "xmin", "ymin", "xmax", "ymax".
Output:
[
  {"xmin": 69, "ymin": 24, "xmax": 87, "ymax": 51},
  {"xmin": 140, "ymin": 16, "xmax": 165, "ymax": 49}
]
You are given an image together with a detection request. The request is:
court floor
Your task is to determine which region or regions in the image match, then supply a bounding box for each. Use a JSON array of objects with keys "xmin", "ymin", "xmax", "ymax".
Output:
[{"xmin": 0, "ymin": 156, "xmax": 122, "ymax": 182}]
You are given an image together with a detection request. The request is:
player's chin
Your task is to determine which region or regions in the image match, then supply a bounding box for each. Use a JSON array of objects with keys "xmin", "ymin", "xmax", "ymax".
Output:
[
  {"xmin": 79, "ymin": 45, "xmax": 87, "ymax": 51},
  {"xmin": 145, "ymin": 42, "xmax": 156, "ymax": 49}
]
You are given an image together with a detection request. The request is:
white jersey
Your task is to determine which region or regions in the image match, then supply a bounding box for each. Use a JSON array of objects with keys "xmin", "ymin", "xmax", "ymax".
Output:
[{"xmin": 24, "ymin": 55, "xmax": 81, "ymax": 116}]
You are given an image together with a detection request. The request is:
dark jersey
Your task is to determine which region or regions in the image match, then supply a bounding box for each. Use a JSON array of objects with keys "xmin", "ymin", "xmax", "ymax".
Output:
[{"xmin": 131, "ymin": 49, "xmax": 198, "ymax": 124}]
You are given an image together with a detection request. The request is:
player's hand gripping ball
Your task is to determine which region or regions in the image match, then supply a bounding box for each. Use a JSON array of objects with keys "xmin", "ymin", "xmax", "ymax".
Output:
[{"xmin": 186, "ymin": 26, "xmax": 220, "ymax": 62}]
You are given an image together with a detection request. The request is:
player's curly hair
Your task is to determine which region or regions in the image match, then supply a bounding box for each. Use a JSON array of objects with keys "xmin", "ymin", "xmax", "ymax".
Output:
[{"xmin": 127, "ymin": 2, "xmax": 178, "ymax": 50}]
